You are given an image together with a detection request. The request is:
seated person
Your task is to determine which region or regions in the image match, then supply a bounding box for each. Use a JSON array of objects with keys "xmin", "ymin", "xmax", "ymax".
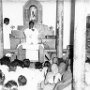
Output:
[
  {"xmin": 17, "ymin": 21, "xmax": 39, "ymax": 61},
  {"xmin": 17, "ymin": 21, "xmax": 38, "ymax": 48},
  {"xmin": 5, "ymin": 60, "xmax": 20, "ymax": 84},
  {"xmin": 2, "ymin": 80, "xmax": 18, "ymax": 90},
  {"xmin": 9, "ymin": 61, "xmax": 17, "ymax": 72},
  {"xmin": 18, "ymin": 75, "xmax": 27, "ymax": 90},
  {"xmin": 53, "ymin": 62, "xmax": 72, "ymax": 90},
  {"xmin": 18, "ymin": 63, "xmax": 44, "ymax": 90},
  {"xmin": 46, "ymin": 64, "xmax": 61, "ymax": 84},
  {"xmin": 41, "ymin": 64, "xmax": 61, "ymax": 90},
  {"xmin": 42, "ymin": 61, "xmax": 51, "ymax": 79},
  {"xmin": 24, "ymin": 21, "xmax": 38, "ymax": 45},
  {"xmin": 33, "ymin": 67, "xmax": 44, "ymax": 90},
  {"xmin": 9, "ymin": 58, "xmax": 23, "ymax": 71}
]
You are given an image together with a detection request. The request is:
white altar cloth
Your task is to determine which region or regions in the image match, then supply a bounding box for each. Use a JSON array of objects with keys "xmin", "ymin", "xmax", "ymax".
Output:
[{"xmin": 22, "ymin": 44, "xmax": 39, "ymax": 62}]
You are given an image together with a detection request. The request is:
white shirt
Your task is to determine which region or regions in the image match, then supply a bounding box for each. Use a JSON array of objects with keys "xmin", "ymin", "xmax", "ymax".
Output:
[
  {"xmin": 45, "ymin": 72, "xmax": 61, "ymax": 84},
  {"xmin": 85, "ymin": 72, "xmax": 90, "ymax": 85},
  {"xmin": 0, "ymin": 65, "xmax": 9, "ymax": 75},
  {"xmin": 4, "ymin": 71, "xmax": 18, "ymax": 84},
  {"xmin": 42, "ymin": 67, "xmax": 48, "ymax": 78},
  {"xmin": 3, "ymin": 24, "xmax": 11, "ymax": 49},
  {"xmin": 23, "ymin": 68, "xmax": 44, "ymax": 90},
  {"xmin": 18, "ymin": 68, "xmax": 36, "ymax": 90},
  {"xmin": 24, "ymin": 28, "xmax": 38, "ymax": 45},
  {"xmin": 85, "ymin": 63, "xmax": 90, "ymax": 85},
  {"xmin": 16, "ymin": 66, "xmax": 23, "ymax": 77},
  {"xmin": 54, "ymin": 73, "xmax": 61, "ymax": 83}
]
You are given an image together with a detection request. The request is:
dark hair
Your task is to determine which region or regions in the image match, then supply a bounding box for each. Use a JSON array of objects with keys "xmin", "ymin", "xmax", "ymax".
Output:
[
  {"xmin": 35, "ymin": 62, "xmax": 43, "ymax": 69},
  {"xmin": 44, "ymin": 61, "xmax": 50, "ymax": 68},
  {"xmin": 18, "ymin": 75, "xmax": 27, "ymax": 86},
  {"xmin": 29, "ymin": 20, "xmax": 34, "ymax": 26},
  {"xmin": 86, "ymin": 57, "xmax": 90, "ymax": 64},
  {"xmin": 15, "ymin": 59, "xmax": 24, "ymax": 68},
  {"xmin": 10, "ymin": 61, "xmax": 17, "ymax": 68},
  {"xmin": 4, "ymin": 18, "xmax": 9, "ymax": 23},
  {"xmin": 23, "ymin": 59, "xmax": 30, "ymax": 68},
  {"xmin": 4, "ymin": 80, "xmax": 18, "ymax": 88},
  {"xmin": 0, "ymin": 56, "xmax": 10, "ymax": 67},
  {"xmin": 11, "ymin": 59, "xmax": 23, "ymax": 67}
]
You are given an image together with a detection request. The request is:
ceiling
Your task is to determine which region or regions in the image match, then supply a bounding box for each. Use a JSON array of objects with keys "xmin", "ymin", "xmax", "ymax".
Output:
[{"xmin": 2, "ymin": 0, "xmax": 64, "ymax": 3}]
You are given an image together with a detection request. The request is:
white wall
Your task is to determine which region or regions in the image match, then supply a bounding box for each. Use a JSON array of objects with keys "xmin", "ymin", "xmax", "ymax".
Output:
[
  {"xmin": 85, "ymin": 0, "xmax": 90, "ymax": 16},
  {"xmin": 41, "ymin": 2, "xmax": 56, "ymax": 30},
  {"xmin": 2, "ymin": 2, "xmax": 24, "ymax": 29},
  {"xmin": 2, "ymin": 1, "xmax": 56, "ymax": 30},
  {"xmin": 2, "ymin": 0, "xmax": 71, "ymax": 49},
  {"xmin": 63, "ymin": 0, "xmax": 71, "ymax": 49}
]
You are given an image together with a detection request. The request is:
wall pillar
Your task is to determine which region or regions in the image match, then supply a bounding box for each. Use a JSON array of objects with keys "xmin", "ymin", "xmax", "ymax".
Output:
[
  {"xmin": 0, "ymin": 0, "xmax": 3, "ymax": 58},
  {"xmin": 56, "ymin": 0, "xmax": 64, "ymax": 58},
  {"xmin": 73, "ymin": 0, "xmax": 86, "ymax": 90}
]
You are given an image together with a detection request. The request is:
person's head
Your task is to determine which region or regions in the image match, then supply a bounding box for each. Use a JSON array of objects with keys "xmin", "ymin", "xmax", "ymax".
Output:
[
  {"xmin": 18, "ymin": 75, "xmax": 27, "ymax": 86},
  {"xmin": 4, "ymin": 18, "xmax": 10, "ymax": 25},
  {"xmin": 15, "ymin": 59, "xmax": 24, "ymax": 68},
  {"xmin": 9, "ymin": 61, "xmax": 17, "ymax": 71},
  {"xmin": 35, "ymin": 62, "xmax": 43, "ymax": 69},
  {"xmin": 52, "ymin": 57, "xmax": 58, "ymax": 64},
  {"xmin": 51, "ymin": 64, "xmax": 58, "ymax": 74},
  {"xmin": 23, "ymin": 59, "xmax": 30, "ymax": 68},
  {"xmin": 4, "ymin": 80, "xmax": 18, "ymax": 90},
  {"xmin": 29, "ymin": 21, "xmax": 34, "ymax": 29},
  {"xmin": 0, "ymin": 56, "xmax": 10, "ymax": 67},
  {"xmin": 43, "ymin": 61, "xmax": 50, "ymax": 68},
  {"xmin": 58, "ymin": 62, "xmax": 67, "ymax": 74},
  {"xmin": 30, "ymin": 62, "xmax": 35, "ymax": 68}
]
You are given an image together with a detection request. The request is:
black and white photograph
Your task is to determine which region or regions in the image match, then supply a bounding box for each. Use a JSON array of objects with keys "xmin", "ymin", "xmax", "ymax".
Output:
[{"xmin": 0, "ymin": 0, "xmax": 90, "ymax": 90}]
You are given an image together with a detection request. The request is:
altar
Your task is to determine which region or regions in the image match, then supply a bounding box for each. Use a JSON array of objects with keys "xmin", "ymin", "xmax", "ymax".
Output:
[
  {"xmin": 22, "ymin": 43, "xmax": 39, "ymax": 62},
  {"xmin": 3, "ymin": 0, "xmax": 56, "ymax": 62}
]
